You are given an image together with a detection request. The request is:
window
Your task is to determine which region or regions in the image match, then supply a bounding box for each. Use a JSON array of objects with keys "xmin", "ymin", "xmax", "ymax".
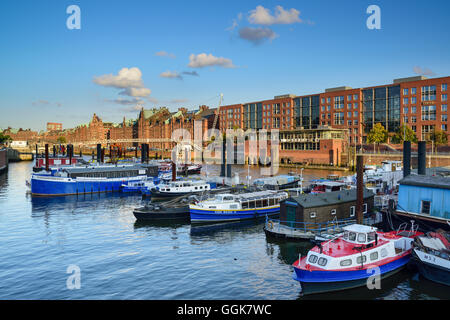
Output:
[
  {"xmin": 354, "ymin": 94, "xmax": 358, "ymax": 100},
  {"xmin": 327, "ymin": 97, "xmax": 331, "ymax": 103},
  {"xmin": 411, "ymin": 106, "xmax": 417, "ymax": 113},
  {"xmin": 411, "ymin": 87, "xmax": 416, "ymax": 95},
  {"xmin": 363, "ymin": 203, "xmax": 368, "ymax": 213},
  {"xmin": 357, "ymin": 233, "xmax": 366, "ymax": 243},
  {"xmin": 411, "ymin": 116, "xmax": 416, "ymax": 123},
  {"xmin": 443, "ymin": 84, "xmax": 448, "ymax": 91},
  {"xmin": 321, "ymin": 98, "xmax": 325, "ymax": 104},
  {"xmin": 310, "ymin": 212, "xmax": 316, "ymax": 218},
  {"xmin": 340, "ymin": 259, "xmax": 352, "ymax": 267},
  {"xmin": 442, "ymin": 104, "xmax": 448, "ymax": 112},
  {"xmin": 348, "ymin": 232, "xmax": 356, "ymax": 241},
  {"xmin": 348, "ymin": 112, "xmax": 352, "ymax": 118},
  {"xmin": 370, "ymin": 251, "xmax": 379, "ymax": 261},
  {"xmin": 422, "ymin": 85, "xmax": 436, "ymax": 101},
  {"xmin": 381, "ymin": 248, "xmax": 388, "ymax": 258},
  {"xmin": 368, "ymin": 232, "xmax": 376, "ymax": 242},
  {"xmin": 422, "ymin": 105, "xmax": 436, "ymax": 121},
  {"xmin": 421, "ymin": 200, "xmax": 431, "ymax": 214},
  {"xmin": 411, "ymin": 97, "xmax": 417, "ymax": 104},
  {"xmin": 443, "ymin": 94, "xmax": 448, "ymax": 101},
  {"xmin": 403, "ymin": 98, "xmax": 408, "ymax": 105},
  {"xmin": 348, "ymin": 95, "xmax": 352, "ymax": 101},
  {"xmin": 403, "ymin": 107, "xmax": 408, "ymax": 114},
  {"xmin": 331, "ymin": 209, "xmax": 336, "ymax": 215},
  {"xmin": 403, "ymin": 116, "xmax": 408, "ymax": 123},
  {"xmin": 318, "ymin": 257, "xmax": 328, "ymax": 266},
  {"xmin": 403, "ymin": 88, "xmax": 409, "ymax": 96},
  {"xmin": 308, "ymin": 254, "xmax": 318, "ymax": 264},
  {"xmin": 356, "ymin": 255, "xmax": 367, "ymax": 264},
  {"xmin": 354, "ymin": 111, "xmax": 358, "ymax": 117},
  {"xmin": 350, "ymin": 206, "xmax": 355, "ymax": 217},
  {"xmin": 442, "ymin": 114, "xmax": 447, "ymax": 122},
  {"xmin": 354, "ymin": 120, "xmax": 358, "ymax": 126},
  {"xmin": 321, "ymin": 106, "xmax": 325, "ymax": 111}
]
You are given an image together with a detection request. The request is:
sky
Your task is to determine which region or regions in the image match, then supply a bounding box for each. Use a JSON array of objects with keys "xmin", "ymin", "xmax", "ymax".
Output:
[{"xmin": 1, "ymin": 0, "xmax": 450, "ymax": 131}]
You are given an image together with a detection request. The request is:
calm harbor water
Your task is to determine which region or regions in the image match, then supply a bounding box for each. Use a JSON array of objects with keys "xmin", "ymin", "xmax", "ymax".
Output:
[{"xmin": 0, "ymin": 161, "xmax": 448, "ymax": 300}]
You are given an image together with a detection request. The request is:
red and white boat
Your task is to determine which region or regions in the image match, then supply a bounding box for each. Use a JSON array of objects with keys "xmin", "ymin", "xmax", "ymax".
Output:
[{"xmin": 292, "ymin": 223, "xmax": 423, "ymax": 295}]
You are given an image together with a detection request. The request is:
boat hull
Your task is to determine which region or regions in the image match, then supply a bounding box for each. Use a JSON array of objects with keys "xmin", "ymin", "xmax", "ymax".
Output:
[
  {"xmin": 382, "ymin": 210, "xmax": 450, "ymax": 232},
  {"xmin": 133, "ymin": 206, "xmax": 190, "ymax": 221},
  {"xmin": 293, "ymin": 255, "xmax": 410, "ymax": 295},
  {"xmin": 31, "ymin": 176, "xmax": 145, "ymax": 196},
  {"xmin": 411, "ymin": 250, "xmax": 450, "ymax": 286},
  {"xmin": 190, "ymin": 206, "xmax": 280, "ymax": 223}
]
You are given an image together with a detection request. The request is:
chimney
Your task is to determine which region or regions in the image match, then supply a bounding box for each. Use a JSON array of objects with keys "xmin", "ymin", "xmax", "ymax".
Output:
[
  {"xmin": 418, "ymin": 141, "xmax": 426, "ymax": 175},
  {"xmin": 403, "ymin": 141, "xmax": 411, "ymax": 177},
  {"xmin": 356, "ymin": 155, "xmax": 364, "ymax": 224}
]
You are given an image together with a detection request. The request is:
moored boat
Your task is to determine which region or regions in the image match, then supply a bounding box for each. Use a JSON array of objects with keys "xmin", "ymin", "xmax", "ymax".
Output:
[
  {"xmin": 189, "ymin": 190, "xmax": 289, "ymax": 223},
  {"xmin": 292, "ymin": 223, "xmax": 423, "ymax": 295},
  {"xmin": 148, "ymin": 179, "xmax": 214, "ymax": 200},
  {"xmin": 410, "ymin": 230, "xmax": 450, "ymax": 286}
]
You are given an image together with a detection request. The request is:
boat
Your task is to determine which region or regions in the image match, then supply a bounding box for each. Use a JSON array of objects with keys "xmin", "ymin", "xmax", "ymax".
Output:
[
  {"xmin": 253, "ymin": 175, "xmax": 301, "ymax": 190},
  {"xmin": 410, "ymin": 230, "xmax": 450, "ymax": 286},
  {"xmin": 121, "ymin": 178, "xmax": 158, "ymax": 193},
  {"xmin": 33, "ymin": 154, "xmax": 85, "ymax": 172},
  {"xmin": 307, "ymin": 180, "xmax": 349, "ymax": 194},
  {"xmin": 189, "ymin": 190, "xmax": 289, "ymax": 223},
  {"xmin": 148, "ymin": 179, "xmax": 214, "ymax": 200},
  {"xmin": 133, "ymin": 195, "xmax": 200, "ymax": 221},
  {"xmin": 292, "ymin": 223, "xmax": 423, "ymax": 295},
  {"xmin": 30, "ymin": 164, "xmax": 159, "ymax": 196},
  {"xmin": 177, "ymin": 163, "xmax": 202, "ymax": 175}
]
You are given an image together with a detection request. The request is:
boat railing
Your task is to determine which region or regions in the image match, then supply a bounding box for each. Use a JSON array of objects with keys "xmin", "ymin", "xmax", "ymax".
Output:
[{"xmin": 265, "ymin": 216, "xmax": 365, "ymax": 236}]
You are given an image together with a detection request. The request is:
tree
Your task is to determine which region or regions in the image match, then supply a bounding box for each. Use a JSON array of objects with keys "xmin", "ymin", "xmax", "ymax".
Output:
[
  {"xmin": 367, "ymin": 123, "xmax": 389, "ymax": 152},
  {"xmin": 428, "ymin": 129, "xmax": 448, "ymax": 145},
  {"xmin": 0, "ymin": 132, "xmax": 12, "ymax": 145},
  {"xmin": 57, "ymin": 136, "xmax": 67, "ymax": 144},
  {"xmin": 390, "ymin": 124, "xmax": 418, "ymax": 144}
]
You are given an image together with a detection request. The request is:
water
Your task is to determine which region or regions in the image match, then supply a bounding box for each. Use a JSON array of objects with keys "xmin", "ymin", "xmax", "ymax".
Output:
[{"xmin": 0, "ymin": 162, "xmax": 448, "ymax": 300}]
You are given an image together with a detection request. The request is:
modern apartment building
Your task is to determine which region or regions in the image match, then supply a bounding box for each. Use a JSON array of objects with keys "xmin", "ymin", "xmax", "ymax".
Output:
[{"xmin": 219, "ymin": 75, "xmax": 450, "ymax": 145}]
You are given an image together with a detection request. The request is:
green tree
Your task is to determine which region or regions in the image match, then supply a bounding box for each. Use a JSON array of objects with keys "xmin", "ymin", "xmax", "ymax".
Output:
[
  {"xmin": 390, "ymin": 124, "xmax": 418, "ymax": 144},
  {"xmin": 428, "ymin": 129, "xmax": 448, "ymax": 145},
  {"xmin": 0, "ymin": 132, "xmax": 12, "ymax": 144},
  {"xmin": 367, "ymin": 123, "xmax": 389, "ymax": 152},
  {"xmin": 57, "ymin": 136, "xmax": 67, "ymax": 144}
]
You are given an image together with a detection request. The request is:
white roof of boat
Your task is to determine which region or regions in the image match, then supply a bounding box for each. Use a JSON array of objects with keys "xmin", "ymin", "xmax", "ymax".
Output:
[
  {"xmin": 237, "ymin": 190, "xmax": 286, "ymax": 200},
  {"xmin": 343, "ymin": 224, "xmax": 377, "ymax": 233},
  {"xmin": 419, "ymin": 236, "xmax": 446, "ymax": 251}
]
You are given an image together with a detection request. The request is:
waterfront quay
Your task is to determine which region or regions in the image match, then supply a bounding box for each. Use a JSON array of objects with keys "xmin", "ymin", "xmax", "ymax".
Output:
[{"xmin": 0, "ymin": 160, "xmax": 448, "ymax": 300}]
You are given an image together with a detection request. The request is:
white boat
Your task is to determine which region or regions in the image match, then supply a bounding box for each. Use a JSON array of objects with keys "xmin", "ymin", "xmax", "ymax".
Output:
[
  {"xmin": 189, "ymin": 190, "xmax": 289, "ymax": 223},
  {"xmin": 149, "ymin": 180, "xmax": 213, "ymax": 199}
]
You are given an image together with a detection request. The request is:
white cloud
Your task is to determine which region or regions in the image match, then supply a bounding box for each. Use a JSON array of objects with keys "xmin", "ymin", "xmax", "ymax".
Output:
[
  {"xmin": 93, "ymin": 67, "xmax": 145, "ymax": 89},
  {"xmin": 188, "ymin": 53, "xmax": 235, "ymax": 69},
  {"xmin": 155, "ymin": 51, "xmax": 176, "ymax": 58},
  {"xmin": 239, "ymin": 27, "xmax": 278, "ymax": 44},
  {"xmin": 160, "ymin": 71, "xmax": 183, "ymax": 80},
  {"xmin": 119, "ymin": 87, "xmax": 151, "ymax": 97},
  {"xmin": 248, "ymin": 5, "xmax": 302, "ymax": 25},
  {"xmin": 413, "ymin": 66, "xmax": 435, "ymax": 77}
]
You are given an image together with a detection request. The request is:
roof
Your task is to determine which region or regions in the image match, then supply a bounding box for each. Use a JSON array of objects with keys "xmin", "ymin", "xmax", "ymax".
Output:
[
  {"xmin": 343, "ymin": 224, "xmax": 377, "ymax": 233},
  {"xmin": 287, "ymin": 188, "xmax": 374, "ymax": 208},
  {"xmin": 399, "ymin": 174, "xmax": 450, "ymax": 190}
]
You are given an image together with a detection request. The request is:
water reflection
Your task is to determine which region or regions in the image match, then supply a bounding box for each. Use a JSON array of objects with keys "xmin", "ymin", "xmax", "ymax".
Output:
[
  {"xmin": 265, "ymin": 237, "xmax": 314, "ymax": 265},
  {"xmin": 190, "ymin": 219, "xmax": 263, "ymax": 238}
]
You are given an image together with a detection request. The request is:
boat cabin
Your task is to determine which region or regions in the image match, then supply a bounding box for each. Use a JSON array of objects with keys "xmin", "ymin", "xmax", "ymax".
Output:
[
  {"xmin": 311, "ymin": 181, "xmax": 346, "ymax": 193},
  {"xmin": 280, "ymin": 188, "xmax": 375, "ymax": 226},
  {"xmin": 341, "ymin": 224, "xmax": 378, "ymax": 245},
  {"xmin": 195, "ymin": 191, "xmax": 288, "ymax": 210},
  {"xmin": 158, "ymin": 180, "xmax": 210, "ymax": 193}
]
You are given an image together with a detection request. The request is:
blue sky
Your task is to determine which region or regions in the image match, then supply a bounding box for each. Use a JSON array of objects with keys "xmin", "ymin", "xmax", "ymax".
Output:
[{"xmin": 1, "ymin": 0, "xmax": 450, "ymax": 131}]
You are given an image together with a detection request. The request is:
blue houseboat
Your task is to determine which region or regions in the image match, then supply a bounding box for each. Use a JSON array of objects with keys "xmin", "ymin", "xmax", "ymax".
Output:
[
  {"xmin": 389, "ymin": 175, "xmax": 450, "ymax": 232},
  {"xmin": 31, "ymin": 164, "xmax": 158, "ymax": 196}
]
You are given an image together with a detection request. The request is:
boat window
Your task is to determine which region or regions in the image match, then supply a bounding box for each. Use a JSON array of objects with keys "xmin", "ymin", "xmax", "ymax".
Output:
[
  {"xmin": 363, "ymin": 203, "xmax": 368, "ymax": 213},
  {"xmin": 367, "ymin": 232, "xmax": 376, "ymax": 242},
  {"xmin": 262, "ymin": 199, "xmax": 268, "ymax": 207},
  {"xmin": 269, "ymin": 198, "xmax": 274, "ymax": 206},
  {"xmin": 249, "ymin": 201, "xmax": 256, "ymax": 209},
  {"xmin": 308, "ymin": 255, "xmax": 318, "ymax": 264},
  {"xmin": 381, "ymin": 248, "xmax": 388, "ymax": 258},
  {"xmin": 340, "ymin": 259, "xmax": 352, "ymax": 267},
  {"xmin": 242, "ymin": 202, "xmax": 249, "ymax": 209},
  {"xmin": 370, "ymin": 251, "xmax": 378, "ymax": 261},
  {"xmin": 318, "ymin": 257, "xmax": 328, "ymax": 266},
  {"xmin": 350, "ymin": 206, "xmax": 355, "ymax": 217},
  {"xmin": 357, "ymin": 233, "xmax": 366, "ymax": 243},
  {"xmin": 195, "ymin": 187, "xmax": 198, "ymax": 190},
  {"xmin": 208, "ymin": 206, "xmax": 216, "ymax": 209},
  {"xmin": 166, "ymin": 188, "xmax": 170, "ymax": 192},
  {"xmin": 356, "ymin": 255, "xmax": 367, "ymax": 264},
  {"xmin": 224, "ymin": 196, "xmax": 234, "ymax": 201},
  {"xmin": 256, "ymin": 200, "xmax": 263, "ymax": 208},
  {"xmin": 230, "ymin": 205, "xmax": 238, "ymax": 209},
  {"xmin": 331, "ymin": 209, "xmax": 336, "ymax": 215},
  {"xmin": 343, "ymin": 231, "xmax": 349, "ymax": 240},
  {"xmin": 310, "ymin": 212, "xmax": 316, "ymax": 218},
  {"xmin": 421, "ymin": 200, "xmax": 431, "ymax": 214},
  {"xmin": 348, "ymin": 232, "xmax": 356, "ymax": 241}
]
